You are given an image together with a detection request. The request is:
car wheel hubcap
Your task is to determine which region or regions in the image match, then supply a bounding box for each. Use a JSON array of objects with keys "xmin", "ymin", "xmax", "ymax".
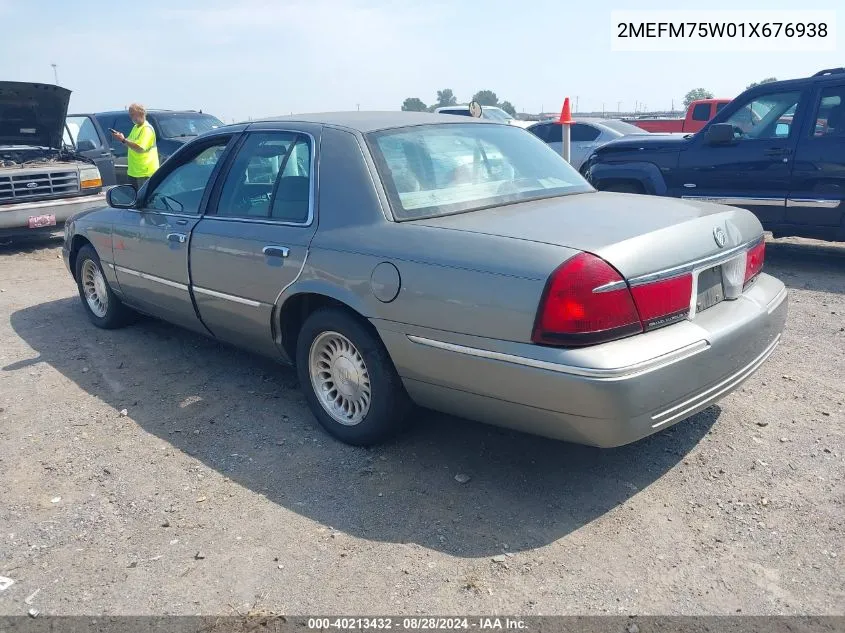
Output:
[
  {"xmin": 81, "ymin": 259, "xmax": 109, "ymax": 318},
  {"xmin": 309, "ymin": 331, "xmax": 371, "ymax": 426}
]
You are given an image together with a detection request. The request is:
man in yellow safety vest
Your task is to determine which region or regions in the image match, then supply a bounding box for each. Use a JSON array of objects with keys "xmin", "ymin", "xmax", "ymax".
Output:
[{"xmin": 111, "ymin": 102, "xmax": 159, "ymax": 190}]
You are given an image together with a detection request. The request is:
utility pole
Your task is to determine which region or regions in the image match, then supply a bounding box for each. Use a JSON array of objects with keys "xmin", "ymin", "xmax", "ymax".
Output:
[
  {"xmin": 617, "ymin": 100, "xmax": 622, "ymax": 113},
  {"xmin": 51, "ymin": 64, "xmax": 58, "ymax": 85},
  {"xmin": 575, "ymin": 96, "xmax": 579, "ymax": 112},
  {"xmin": 356, "ymin": 103, "xmax": 360, "ymax": 111}
]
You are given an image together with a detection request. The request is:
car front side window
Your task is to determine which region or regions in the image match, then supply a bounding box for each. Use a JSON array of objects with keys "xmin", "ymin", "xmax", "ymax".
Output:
[
  {"xmin": 724, "ymin": 91, "xmax": 802, "ymax": 140},
  {"xmin": 65, "ymin": 116, "xmax": 102, "ymax": 149},
  {"xmin": 141, "ymin": 140, "xmax": 230, "ymax": 215}
]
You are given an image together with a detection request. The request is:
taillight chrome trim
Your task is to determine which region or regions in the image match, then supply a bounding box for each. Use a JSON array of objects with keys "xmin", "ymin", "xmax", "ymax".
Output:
[
  {"xmin": 592, "ymin": 279, "xmax": 628, "ymax": 294},
  {"xmin": 626, "ymin": 236, "xmax": 765, "ymax": 287}
]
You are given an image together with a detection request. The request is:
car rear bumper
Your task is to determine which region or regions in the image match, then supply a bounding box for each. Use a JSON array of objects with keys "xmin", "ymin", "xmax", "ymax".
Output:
[
  {"xmin": 0, "ymin": 193, "xmax": 106, "ymax": 233},
  {"xmin": 375, "ymin": 273, "xmax": 788, "ymax": 447}
]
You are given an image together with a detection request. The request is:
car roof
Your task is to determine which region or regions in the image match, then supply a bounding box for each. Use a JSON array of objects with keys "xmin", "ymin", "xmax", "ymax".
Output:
[
  {"xmin": 247, "ymin": 111, "xmax": 489, "ymax": 133},
  {"xmin": 740, "ymin": 69, "xmax": 845, "ymax": 95}
]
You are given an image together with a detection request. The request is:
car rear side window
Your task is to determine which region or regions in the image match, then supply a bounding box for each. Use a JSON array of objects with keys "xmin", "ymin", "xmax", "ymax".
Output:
[
  {"xmin": 571, "ymin": 123, "xmax": 601, "ymax": 142},
  {"xmin": 535, "ymin": 123, "xmax": 562, "ymax": 143},
  {"xmin": 692, "ymin": 103, "xmax": 712, "ymax": 121},
  {"xmin": 214, "ymin": 132, "xmax": 312, "ymax": 223},
  {"xmin": 368, "ymin": 123, "xmax": 590, "ymax": 221},
  {"xmin": 811, "ymin": 87, "xmax": 845, "ymax": 137}
]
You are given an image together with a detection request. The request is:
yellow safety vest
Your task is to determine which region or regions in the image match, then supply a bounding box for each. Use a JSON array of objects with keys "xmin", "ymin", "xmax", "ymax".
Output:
[{"xmin": 126, "ymin": 121, "xmax": 160, "ymax": 178}]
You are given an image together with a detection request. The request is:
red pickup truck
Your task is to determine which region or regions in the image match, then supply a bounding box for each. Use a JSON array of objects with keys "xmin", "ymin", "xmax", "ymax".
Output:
[{"xmin": 625, "ymin": 99, "xmax": 732, "ymax": 133}]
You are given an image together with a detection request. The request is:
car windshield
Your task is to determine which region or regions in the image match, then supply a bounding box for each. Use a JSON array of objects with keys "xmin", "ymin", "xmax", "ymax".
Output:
[
  {"xmin": 482, "ymin": 107, "xmax": 512, "ymax": 122},
  {"xmin": 156, "ymin": 113, "xmax": 224, "ymax": 139},
  {"xmin": 598, "ymin": 119, "xmax": 646, "ymax": 135},
  {"xmin": 368, "ymin": 123, "xmax": 591, "ymax": 221}
]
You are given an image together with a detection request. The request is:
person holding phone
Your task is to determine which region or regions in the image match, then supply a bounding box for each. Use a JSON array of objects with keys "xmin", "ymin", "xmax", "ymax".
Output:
[{"xmin": 111, "ymin": 103, "xmax": 159, "ymax": 190}]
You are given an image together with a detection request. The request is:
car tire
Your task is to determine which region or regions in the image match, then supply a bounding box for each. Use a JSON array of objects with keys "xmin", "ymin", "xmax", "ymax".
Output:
[
  {"xmin": 74, "ymin": 244, "xmax": 134, "ymax": 329},
  {"xmin": 602, "ymin": 181, "xmax": 645, "ymax": 194},
  {"xmin": 296, "ymin": 307, "xmax": 413, "ymax": 446}
]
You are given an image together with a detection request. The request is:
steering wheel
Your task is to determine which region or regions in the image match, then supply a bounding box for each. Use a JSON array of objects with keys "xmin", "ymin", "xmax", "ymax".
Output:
[
  {"xmin": 731, "ymin": 125, "xmax": 747, "ymax": 139},
  {"xmin": 232, "ymin": 191, "xmax": 272, "ymax": 214}
]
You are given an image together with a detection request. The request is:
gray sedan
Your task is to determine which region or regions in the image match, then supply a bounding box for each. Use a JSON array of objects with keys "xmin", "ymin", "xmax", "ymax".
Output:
[
  {"xmin": 527, "ymin": 118, "xmax": 649, "ymax": 171},
  {"xmin": 63, "ymin": 112, "xmax": 787, "ymax": 448}
]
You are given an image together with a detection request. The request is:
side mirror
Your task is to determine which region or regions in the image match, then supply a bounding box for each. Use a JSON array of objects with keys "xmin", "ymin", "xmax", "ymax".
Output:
[
  {"xmin": 76, "ymin": 139, "xmax": 96, "ymax": 152},
  {"xmin": 706, "ymin": 123, "xmax": 735, "ymax": 145},
  {"xmin": 106, "ymin": 184, "xmax": 137, "ymax": 209}
]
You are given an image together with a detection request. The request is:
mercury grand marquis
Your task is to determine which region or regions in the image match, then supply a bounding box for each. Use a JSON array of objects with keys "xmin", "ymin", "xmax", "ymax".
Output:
[{"xmin": 63, "ymin": 112, "xmax": 788, "ymax": 447}]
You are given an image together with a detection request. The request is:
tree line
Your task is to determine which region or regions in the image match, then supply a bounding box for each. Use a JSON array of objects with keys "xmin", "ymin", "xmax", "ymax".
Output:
[
  {"xmin": 402, "ymin": 89, "xmax": 517, "ymax": 117},
  {"xmin": 683, "ymin": 77, "xmax": 778, "ymax": 108}
]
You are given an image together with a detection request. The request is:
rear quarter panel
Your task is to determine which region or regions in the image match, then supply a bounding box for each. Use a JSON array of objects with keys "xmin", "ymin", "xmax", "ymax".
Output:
[{"xmin": 302, "ymin": 224, "xmax": 575, "ymax": 342}]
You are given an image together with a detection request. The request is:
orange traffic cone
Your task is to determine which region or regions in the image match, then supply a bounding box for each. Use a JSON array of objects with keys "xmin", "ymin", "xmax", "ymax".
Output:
[{"xmin": 558, "ymin": 97, "xmax": 574, "ymax": 125}]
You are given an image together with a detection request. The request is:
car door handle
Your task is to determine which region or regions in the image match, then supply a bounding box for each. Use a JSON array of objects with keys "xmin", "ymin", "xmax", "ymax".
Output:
[
  {"xmin": 167, "ymin": 233, "xmax": 187, "ymax": 244},
  {"xmin": 262, "ymin": 246, "xmax": 290, "ymax": 258}
]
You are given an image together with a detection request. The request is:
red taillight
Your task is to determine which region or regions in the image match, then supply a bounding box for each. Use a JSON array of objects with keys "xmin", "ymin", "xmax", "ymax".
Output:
[
  {"xmin": 532, "ymin": 253, "xmax": 694, "ymax": 347},
  {"xmin": 744, "ymin": 240, "xmax": 765, "ymax": 286},
  {"xmin": 532, "ymin": 253, "xmax": 642, "ymax": 347},
  {"xmin": 630, "ymin": 274, "xmax": 693, "ymax": 330}
]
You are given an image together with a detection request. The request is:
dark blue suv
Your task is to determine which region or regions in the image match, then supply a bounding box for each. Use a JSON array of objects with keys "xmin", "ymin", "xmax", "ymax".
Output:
[
  {"xmin": 584, "ymin": 68, "xmax": 845, "ymax": 242},
  {"xmin": 66, "ymin": 110, "xmax": 224, "ymax": 186}
]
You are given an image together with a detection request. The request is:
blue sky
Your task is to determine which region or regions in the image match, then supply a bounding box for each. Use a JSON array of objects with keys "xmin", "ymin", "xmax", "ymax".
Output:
[{"xmin": 0, "ymin": 0, "xmax": 840, "ymax": 122}]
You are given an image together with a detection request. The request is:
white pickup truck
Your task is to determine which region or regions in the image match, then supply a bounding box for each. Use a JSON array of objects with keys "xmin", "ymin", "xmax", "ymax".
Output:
[
  {"xmin": 434, "ymin": 105, "xmax": 534, "ymax": 128},
  {"xmin": 1, "ymin": 81, "xmax": 105, "ymax": 238}
]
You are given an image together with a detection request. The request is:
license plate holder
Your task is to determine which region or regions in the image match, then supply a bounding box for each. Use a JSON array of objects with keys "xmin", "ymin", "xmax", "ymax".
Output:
[
  {"xmin": 696, "ymin": 265, "xmax": 724, "ymax": 313},
  {"xmin": 28, "ymin": 214, "xmax": 56, "ymax": 229}
]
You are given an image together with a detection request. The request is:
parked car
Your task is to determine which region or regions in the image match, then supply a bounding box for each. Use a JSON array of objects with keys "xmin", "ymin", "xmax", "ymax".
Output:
[
  {"xmin": 63, "ymin": 112, "xmax": 786, "ymax": 448},
  {"xmin": 584, "ymin": 68, "xmax": 845, "ymax": 242},
  {"xmin": 0, "ymin": 81, "xmax": 105, "ymax": 238},
  {"xmin": 434, "ymin": 105, "xmax": 532, "ymax": 128},
  {"xmin": 526, "ymin": 118, "xmax": 649, "ymax": 171},
  {"xmin": 624, "ymin": 99, "xmax": 732, "ymax": 134},
  {"xmin": 65, "ymin": 109, "xmax": 224, "ymax": 186}
]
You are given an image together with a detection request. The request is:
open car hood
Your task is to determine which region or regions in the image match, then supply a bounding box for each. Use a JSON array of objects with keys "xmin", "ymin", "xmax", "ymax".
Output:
[{"xmin": 0, "ymin": 82, "xmax": 71, "ymax": 149}]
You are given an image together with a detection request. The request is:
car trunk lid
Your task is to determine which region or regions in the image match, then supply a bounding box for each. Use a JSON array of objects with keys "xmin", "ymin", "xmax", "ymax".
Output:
[{"xmin": 409, "ymin": 191, "xmax": 763, "ymax": 280}]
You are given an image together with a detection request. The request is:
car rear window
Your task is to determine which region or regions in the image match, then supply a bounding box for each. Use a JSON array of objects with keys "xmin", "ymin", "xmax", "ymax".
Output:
[
  {"xmin": 155, "ymin": 113, "xmax": 223, "ymax": 139},
  {"xmin": 367, "ymin": 123, "xmax": 591, "ymax": 221}
]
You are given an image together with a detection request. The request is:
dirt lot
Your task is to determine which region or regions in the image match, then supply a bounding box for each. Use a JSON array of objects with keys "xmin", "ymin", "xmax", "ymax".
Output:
[{"xmin": 0, "ymin": 235, "xmax": 843, "ymax": 617}]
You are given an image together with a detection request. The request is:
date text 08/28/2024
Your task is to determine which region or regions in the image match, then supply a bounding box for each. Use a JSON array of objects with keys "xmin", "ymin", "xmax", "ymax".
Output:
[{"xmin": 307, "ymin": 618, "xmax": 527, "ymax": 630}]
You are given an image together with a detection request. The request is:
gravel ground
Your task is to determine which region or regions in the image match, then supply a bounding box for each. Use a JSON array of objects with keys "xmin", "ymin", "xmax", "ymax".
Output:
[{"xmin": 0, "ymin": 235, "xmax": 843, "ymax": 617}]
